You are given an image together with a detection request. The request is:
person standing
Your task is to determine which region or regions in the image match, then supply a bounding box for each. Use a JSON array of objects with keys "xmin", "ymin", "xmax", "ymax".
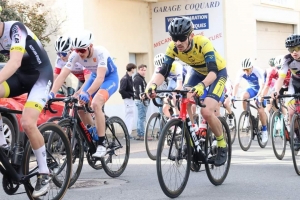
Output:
[
  {"xmin": 119, "ymin": 63, "xmax": 137, "ymax": 139},
  {"xmin": 133, "ymin": 64, "xmax": 148, "ymax": 140}
]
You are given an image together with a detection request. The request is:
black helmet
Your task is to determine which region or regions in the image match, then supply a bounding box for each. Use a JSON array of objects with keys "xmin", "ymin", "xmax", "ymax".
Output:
[
  {"xmin": 168, "ymin": 17, "xmax": 194, "ymax": 37},
  {"xmin": 285, "ymin": 34, "xmax": 300, "ymax": 48},
  {"xmin": 269, "ymin": 58, "xmax": 275, "ymax": 67}
]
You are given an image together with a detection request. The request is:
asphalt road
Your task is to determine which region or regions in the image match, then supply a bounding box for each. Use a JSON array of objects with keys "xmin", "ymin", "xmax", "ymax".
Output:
[{"xmin": 0, "ymin": 136, "xmax": 299, "ymax": 200}]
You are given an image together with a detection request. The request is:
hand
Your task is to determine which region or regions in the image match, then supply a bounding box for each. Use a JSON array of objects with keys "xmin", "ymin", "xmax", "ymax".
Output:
[
  {"xmin": 79, "ymin": 91, "xmax": 91, "ymax": 104},
  {"xmin": 48, "ymin": 92, "xmax": 55, "ymax": 101},
  {"xmin": 259, "ymin": 95, "xmax": 264, "ymax": 102},
  {"xmin": 271, "ymin": 91, "xmax": 277, "ymax": 99},
  {"xmin": 73, "ymin": 91, "xmax": 80, "ymax": 98},
  {"xmin": 191, "ymin": 82, "xmax": 205, "ymax": 97},
  {"xmin": 145, "ymin": 83, "xmax": 157, "ymax": 99},
  {"xmin": 232, "ymin": 96, "xmax": 236, "ymax": 102}
]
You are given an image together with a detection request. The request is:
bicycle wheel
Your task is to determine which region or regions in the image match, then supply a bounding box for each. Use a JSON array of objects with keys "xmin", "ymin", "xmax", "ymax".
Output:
[
  {"xmin": 225, "ymin": 112, "xmax": 237, "ymax": 145},
  {"xmin": 290, "ymin": 114, "xmax": 300, "ymax": 175},
  {"xmin": 48, "ymin": 119, "xmax": 84, "ymax": 187},
  {"xmin": 257, "ymin": 112, "xmax": 268, "ymax": 148},
  {"xmin": 238, "ymin": 111, "xmax": 253, "ymax": 151},
  {"xmin": 156, "ymin": 118, "xmax": 191, "ymax": 198},
  {"xmin": 47, "ymin": 116, "xmax": 63, "ymax": 123},
  {"xmin": 23, "ymin": 122, "xmax": 72, "ymax": 200},
  {"xmin": 205, "ymin": 117, "xmax": 231, "ymax": 185},
  {"xmin": 271, "ymin": 111, "xmax": 286, "ymax": 160},
  {"xmin": 145, "ymin": 112, "xmax": 162, "ymax": 160},
  {"xmin": 101, "ymin": 116, "xmax": 130, "ymax": 177}
]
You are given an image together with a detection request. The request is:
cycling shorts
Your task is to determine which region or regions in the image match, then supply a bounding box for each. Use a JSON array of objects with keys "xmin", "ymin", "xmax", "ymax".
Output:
[
  {"xmin": 3, "ymin": 64, "xmax": 53, "ymax": 112},
  {"xmin": 82, "ymin": 72, "xmax": 119, "ymax": 98},
  {"xmin": 184, "ymin": 68, "xmax": 227, "ymax": 102},
  {"xmin": 245, "ymin": 87, "xmax": 259, "ymax": 98}
]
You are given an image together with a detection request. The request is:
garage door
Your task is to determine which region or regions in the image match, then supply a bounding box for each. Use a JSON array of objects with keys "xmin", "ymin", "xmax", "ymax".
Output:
[{"xmin": 256, "ymin": 21, "xmax": 293, "ymax": 70}]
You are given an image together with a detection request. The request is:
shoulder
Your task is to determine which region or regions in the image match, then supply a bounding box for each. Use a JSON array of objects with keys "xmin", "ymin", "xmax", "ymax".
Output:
[
  {"xmin": 193, "ymin": 35, "xmax": 210, "ymax": 46},
  {"xmin": 68, "ymin": 51, "xmax": 80, "ymax": 62}
]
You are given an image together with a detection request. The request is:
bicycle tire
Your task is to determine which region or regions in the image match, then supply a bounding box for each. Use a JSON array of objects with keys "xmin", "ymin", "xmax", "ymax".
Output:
[
  {"xmin": 101, "ymin": 116, "xmax": 130, "ymax": 178},
  {"xmin": 205, "ymin": 117, "xmax": 231, "ymax": 185},
  {"xmin": 238, "ymin": 111, "xmax": 253, "ymax": 151},
  {"xmin": 156, "ymin": 118, "xmax": 191, "ymax": 198},
  {"xmin": 225, "ymin": 112, "xmax": 237, "ymax": 145},
  {"xmin": 290, "ymin": 114, "xmax": 300, "ymax": 175},
  {"xmin": 257, "ymin": 112, "xmax": 268, "ymax": 148},
  {"xmin": 23, "ymin": 122, "xmax": 72, "ymax": 200},
  {"xmin": 145, "ymin": 112, "xmax": 162, "ymax": 160},
  {"xmin": 49, "ymin": 118, "xmax": 84, "ymax": 187},
  {"xmin": 47, "ymin": 116, "xmax": 63, "ymax": 123},
  {"xmin": 270, "ymin": 110, "xmax": 286, "ymax": 160}
]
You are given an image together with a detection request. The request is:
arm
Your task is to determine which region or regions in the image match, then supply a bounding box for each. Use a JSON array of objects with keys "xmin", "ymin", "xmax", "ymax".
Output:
[
  {"xmin": 119, "ymin": 77, "xmax": 129, "ymax": 97},
  {"xmin": 50, "ymin": 67, "xmax": 71, "ymax": 94},
  {"xmin": 77, "ymin": 73, "xmax": 91, "ymax": 94},
  {"xmin": 0, "ymin": 51, "xmax": 22, "ymax": 84},
  {"xmin": 85, "ymin": 67, "xmax": 106, "ymax": 95},
  {"xmin": 232, "ymin": 72, "xmax": 242, "ymax": 97}
]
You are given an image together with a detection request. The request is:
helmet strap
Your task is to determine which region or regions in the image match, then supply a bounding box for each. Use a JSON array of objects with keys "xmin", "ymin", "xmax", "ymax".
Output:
[{"xmin": 87, "ymin": 47, "xmax": 91, "ymax": 58}]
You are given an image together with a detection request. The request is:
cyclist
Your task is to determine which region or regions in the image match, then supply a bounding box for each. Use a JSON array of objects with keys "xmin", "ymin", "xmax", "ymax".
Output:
[
  {"xmin": 53, "ymin": 35, "xmax": 91, "ymax": 94},
  {"xmin": 145, "ymin": 16, "xmax": 228, "ymax": 166},
  {"xmin": 273, "ymin": 34, "xmax": 300, "ymax": 150},
  {"xmin": 50, "ymin": 30, "xmax": 119, "ymax": 157},
  {"xmin": 260, "ymin": 55, "xmax": 291, "ymax": 113},
  {"xmin": 232, "ymin": 58, "xmax": 268, "ymax": 143},
  {"xmin": 50, "ymin": 35, "xmax": 91, "ymax": 96},
  {"xmin": 0, "ymin": 21, "xmax": 53, "ymax": 197},
  {"xmin": 148, "ymin": 53, "xmax": 187, "ymax": 118}
]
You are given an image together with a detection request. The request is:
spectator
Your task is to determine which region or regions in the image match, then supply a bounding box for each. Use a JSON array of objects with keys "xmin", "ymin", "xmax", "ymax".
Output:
[
  {"xmin": 119, "ymin": 63, "xmax": 137, "ymax": 139},
  {"xmin": 133, "ymin": 64, "xmax": 149, "ymax": 140}
]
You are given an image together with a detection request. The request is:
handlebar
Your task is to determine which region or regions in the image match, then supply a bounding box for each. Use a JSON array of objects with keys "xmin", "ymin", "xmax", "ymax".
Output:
[{"xmin": 46, "ymin": 97, "xmax": 94, "ymax": 114}]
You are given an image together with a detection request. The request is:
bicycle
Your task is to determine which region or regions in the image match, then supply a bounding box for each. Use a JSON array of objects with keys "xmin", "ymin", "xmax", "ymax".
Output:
[
  {"xmin": 46, "ymin": 96, "xmax": 130, "ymax": 187},
  {"xmin": 155, "ymin": 89, "xmax": 231, "ymax": 198},
  {"xmin": 264, "ymin": 95, "xmax": 290, "ymax": 160},
  {"xmin": 274, "ymin": 93, "xmax": 300, "ymax": 175},
  {"xmin": 0, "ymin": 106, "xmax": 72, "ymax": 199},
  {"xmin": 233, "ymin": 98, "xmax": 268, "ymax": 151}
]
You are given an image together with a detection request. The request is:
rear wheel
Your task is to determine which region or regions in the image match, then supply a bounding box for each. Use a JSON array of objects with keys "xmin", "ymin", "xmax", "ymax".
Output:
[
  {"xmin": 238, "ymin": 111, "xmax": 253, "ymax": 151},
  {"xmin": 3, "ymin": 116, "xmax": 15, "ymax": 147},
  {"xmin": 257, "ymin": 112, "xmax": 268, "ymax": 148},
  {"xmin": 101, "ymin": 116, "xmax": 130, "ymax": 177},
  {"xmin": 225, "ymin": 112, "xmax": 236, "ymax": 145},
  {"xmin": 23, "ymin": 122, "xmax": 72, "ymax": 200},
  {"xmin": 271, "ymin": 111, "xmax": 286, "ymax": 160},
  {"xmin": 290, "ymin": 114, "xmax": 300, "ymax": 175}
]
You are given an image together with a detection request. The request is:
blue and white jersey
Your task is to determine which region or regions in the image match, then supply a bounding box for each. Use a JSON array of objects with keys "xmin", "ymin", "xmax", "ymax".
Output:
[{"xmin": 235, "ymin": 66, "xmax": 264, "ymax": 89}]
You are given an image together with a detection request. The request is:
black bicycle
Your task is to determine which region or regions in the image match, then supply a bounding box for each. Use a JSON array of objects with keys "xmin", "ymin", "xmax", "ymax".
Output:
[
  {"xmin": 155, "ymin": 89, "xmax": 231, "ymax": 198},
  {"xmin": 46, "ymin": 96, "xmax": 130, "ymax": 187},
  {"xmin": 0, "ymin": 107, "xmax": 72, "ymax": 199},
  {"xmin": 233, "ymin": 99, "xmax": 268, "ymax": 151}
]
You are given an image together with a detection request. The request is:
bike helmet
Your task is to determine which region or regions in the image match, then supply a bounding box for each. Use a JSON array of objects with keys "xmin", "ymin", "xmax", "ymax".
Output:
[
  {"xmin": 154, "ymin": 53, "xmax": 165, "ymax": 68},
  {"xmin": 72, "ymin": 30, "xmax": 94, "ymax": 49},
  {"xmin": 274, "ymin": 55, "xmax": 285, "ymax": 69},
  {"xmin": 55, "ymin": 35, "xmax": 71, "ymax": 53},
  {"xmin": 269, "ymin": 58, "xmax": 275, "ymax": 67},
  {"xmin": 285, "ymin": 34, "xmax": 300, "ymax": 48},
  {"xmin": 168, "ymin": 16, "xmax": 194, "ymax": 37},
  {"xmin": 241, "ymin": 58, "xmax": 253, "ymax": 69}
]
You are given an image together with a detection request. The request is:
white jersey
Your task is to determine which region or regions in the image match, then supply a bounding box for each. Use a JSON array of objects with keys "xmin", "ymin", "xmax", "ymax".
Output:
[
  {"xmin": 225, "ymin": 78, "xmax": 233, "ymax": 96},
  {"xmin": 65, "ymin": 46, "xmax": 117, "ymax": 77},
  {"xmin": 235, "ymin": 66, "xmax": 264, "ymax": 89}
]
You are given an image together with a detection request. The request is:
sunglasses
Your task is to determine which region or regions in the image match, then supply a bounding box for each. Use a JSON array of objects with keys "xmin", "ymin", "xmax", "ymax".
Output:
[
  {"xmin": 288, "ymin": 46, "xmax": 300, "ymax": 53},
  {"xmin": 57, "ymin": 52, "xmax": 68, "ymax": 57},
  {"xmin": 171, "ymin": 35, "xmax": 188, "ymax": 42},
  {"xmin": 243, "ymin": 68, "xmax": 251, "ymax": 72},
  {"xmin": 74, "ymin": 48, "xmax": 88, "ymax": 54}
]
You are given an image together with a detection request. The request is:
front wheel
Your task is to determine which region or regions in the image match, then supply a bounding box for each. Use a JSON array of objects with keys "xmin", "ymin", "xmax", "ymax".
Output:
[
  {"xmin": 290, "ymin": 114, "xmax": 300, "ymax": 175},
  {"xmin": 156, "ymin": 118, "xmax": 191, "ymax": 198},
  {"xmin": 101, "ymin": 116, "xmax": 130, "ymax": 177},
  {"xmin": 271, "ymin": 111, "xmax": 286, "ymax": 160},
  {"xmin": 205, "ymin": 117, "xmax": 231, "ymax": 185},
  {"xmin": 225, "ymin": 112, "xmax": 237, "ymax": 145},
  {"xmin": 23, "ymin": 122, "xmax": 72, "ymax": 200},
  {"xmin": 257, "ymin": 112, "xmax": 268, "ymax": 148},
  {"xmin": 145, "ymin": 112, "xmax": 162, "ymax": 160},
  {"xmin": 238, "ymin": 111, "xmax": 253, "ymax": 151}
]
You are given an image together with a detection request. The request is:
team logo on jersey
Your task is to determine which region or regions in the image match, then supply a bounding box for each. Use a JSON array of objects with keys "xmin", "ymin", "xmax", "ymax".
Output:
[
  {"xmin": 11, "ymin": 25, "xmax": 21, "ymax": 43},
  {"xmin": 84, "ymin": 60, "xmax": 87, "ymax": 62},
  {"xmin": 188, "ymin": 56, "xmax": 195, "ymax": 62},
  {"xmin": 93, "ymin": 57, "xmax": 97, "ymax": 62}
]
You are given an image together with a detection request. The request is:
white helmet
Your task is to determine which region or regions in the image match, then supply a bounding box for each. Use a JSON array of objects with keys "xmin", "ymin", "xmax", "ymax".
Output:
[
  {"xmin": 154, "ymin": 53, "xmax": 165, "ymax": 68},
  {"xmin": 274, "ymin": 55, "xmax": 285, "ymax": 69},
  {"xmin": 241, "ymin": 58, "xmax": 253, "ymax": 69},
  {"xmin": 55, "ymin": 35, "xmax": 72, "ymax": 53},
  {"xmin": 72, "ymin": 30, "xmax": 94, "ymax": 49}
]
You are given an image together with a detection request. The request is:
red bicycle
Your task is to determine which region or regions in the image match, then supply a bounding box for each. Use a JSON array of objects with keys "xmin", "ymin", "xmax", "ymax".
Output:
[{"xmin": 154, "ymin": 89, "xmax": 231, "ymax": 198}]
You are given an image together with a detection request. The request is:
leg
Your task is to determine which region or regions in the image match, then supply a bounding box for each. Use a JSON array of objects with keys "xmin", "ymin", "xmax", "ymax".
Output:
[
  {"xmin": 124, "ymin": 98, "xmax": 134, "ymax": 137},
  {"xmin": 163, "ymin": 98, "xmax": 171, "ymax": 118}
]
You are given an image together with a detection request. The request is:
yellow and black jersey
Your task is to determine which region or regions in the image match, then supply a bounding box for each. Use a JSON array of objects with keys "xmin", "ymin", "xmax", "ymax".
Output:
[{"xmin": 165, "ymin": 35, "xmax": 226, "ymax": 75}]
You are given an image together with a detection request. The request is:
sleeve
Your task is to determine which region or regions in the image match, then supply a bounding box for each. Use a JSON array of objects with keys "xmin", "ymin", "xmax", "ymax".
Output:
[
  {"xmin": 119, "ymin": 77, "xmax": 128, "ymax": 95},
  {"xmin": 54, "ymin": 57, "xmax": 62, "ymax": 75},
  {"xmin": 65, "ymin": 51, "xmax": 79, "ymax": 71},
  {"xmin": 235, "ymin": 71, "xmax": 243, "ymax": 84},
  {"xmin": 174, "ymin": 62, "xmax": 183, "ymax": 81},
  {"xmin": 201, "ymin": 37, "xmax": 218, "ymax": 73},
  {"xmin": 10, "ymin": 22, "xmax": 28, "ymax": 54},
  {"xmin": 257, "ymin": 68, "xmax": 264, "ymax": 85},
  {"xmin": 278, "ymin": 57, "xmax": 289, "ymax": 78},
  {"xmin": 97, "ymin": 47, "xmax": 109, "ymax": 69},
  {"xmin": 83, "ymin": 69, "xmax": 91, "ymax": 75}
]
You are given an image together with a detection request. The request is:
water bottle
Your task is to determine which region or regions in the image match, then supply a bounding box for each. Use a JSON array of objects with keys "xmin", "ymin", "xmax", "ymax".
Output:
[
  {"xmin": 199, "ymin": 118, "xmax": 207, "ymax": 137},
  {"xmin": 87, "ymin": 124, "xmax": 99, "ymax": 141},
  {"xmin": 11, "ymin": 143, "xmax": 24, "ymax": 166}
]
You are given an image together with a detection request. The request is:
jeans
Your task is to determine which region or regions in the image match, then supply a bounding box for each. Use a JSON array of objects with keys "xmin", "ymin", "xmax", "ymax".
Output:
[
  {"xmin": 135, "ymin": 100, "xmax": 148, "ymax": 137},
  {"xmin": 124, "ymin": 98, "xmax": 134, "ymax": 135}
]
